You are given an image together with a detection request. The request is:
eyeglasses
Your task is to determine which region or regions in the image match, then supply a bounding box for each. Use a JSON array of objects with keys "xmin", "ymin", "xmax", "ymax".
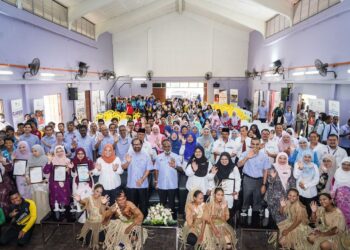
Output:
[
  {"xmin": 342, "ymin": 163, "xmax": 350, "ymax": 166},
  {"xmin": 322, "ymin": 159, "xmax": 331, "ymax": 162},
  {"xmin": 132, "ymin": 144, "xmax": 141, "ymax": 146},
  {"xmin": 251, "ymin": 143, "xmax": 260, "ymax": 146},
  {"xmin": 299, "ymin": 142, "xmax": 307, "ymax": 144}
]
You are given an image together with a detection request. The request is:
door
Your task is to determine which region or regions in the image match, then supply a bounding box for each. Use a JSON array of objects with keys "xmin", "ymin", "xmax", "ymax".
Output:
[
  {"xmin": 152, "ymin": 83, "xmax": 166, "ymax": 102},
  {"xmin": 85, "ymin": 90, "xmax": 91, "ymax": 121}
]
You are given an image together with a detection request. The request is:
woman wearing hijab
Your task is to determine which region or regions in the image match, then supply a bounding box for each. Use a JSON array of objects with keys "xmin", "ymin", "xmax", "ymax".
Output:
[
  {"xmin": 210, "ymin": 111, "xmax": 222, "ymax": 131},
  {"xmin": 289, "ymin": 137, "xmax": 319, "ymax": 167},
  {"xmin": 220, "ymin": 111, "xmax": 231, "ymax": 128},
  {"xmin": 180, "ymin": 125, "xmax": 189, "ymax": 139},
  {"xmin": 28, "ymin": 144, "xmax": 50, "ymax": 223},
  {"xmin": 44, "ymin": 145, "xmax": 73, "ymax": 209},
  {"xmin": 180, "ymin": 133, "xmax": 197, "ymax": 167},
  {"xmin": 332, "ymin": 157, "xmax": 350, "ymax": 228},
  {"xmin": 293, "ymin": 149, "xmax": 320, "ymax": 217},
  {"xmin": 169, "ymin": 132, "xmax": 181, "ymax": 155},
  {"xmin": 278, "ymin": 131, "xmax": 296, "ymax": 156},
  {"xmin": 13, "ymin": 141, "xmax": 32, "ymax": 199},
  {"xmin": 197, "ymin": 128, "xmax": 214, "ymax": 160},
  {"xmin": 93, "ymin": 144, "xmax": 123, "ymax": 204},
  {"xmin": 230, "ymin": 111, "xmax": 241, "ymax": 131},
  {"xmin": 147, "ymin": 125, "xmax": 165, "ymax": 153},
  {"xmin": 184, "ymin": 145, "xmax": 214, "ymax": 197},
  {"xmin": 266, "ymin": 152, "xmax": 296, "ymax": 223},
  {"xmin": 316, "ymin": 154, "xmax": 336, "ymax": 194},
  {"xmin": 72, "ymin": 148, "xmax": 94, "ymax": 222},
  {"xmin": 211, "ymin": 152, "xmax": 241, "ymax": 212}
]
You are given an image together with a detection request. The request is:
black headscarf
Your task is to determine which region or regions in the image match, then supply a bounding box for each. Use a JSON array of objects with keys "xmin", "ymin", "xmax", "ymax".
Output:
[
  {"xmin": 215, "ymin": 152, "xmax": 235, "ymax": 182},
  {"xmin": 187, "ymin": 145, "xmax": 209, "ymax": 177}
]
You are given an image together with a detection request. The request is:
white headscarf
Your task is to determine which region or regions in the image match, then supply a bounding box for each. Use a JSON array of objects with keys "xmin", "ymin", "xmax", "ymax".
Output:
[{"xmin": 333, "ymin": 157, "xmax": 350, "ymax": 191}]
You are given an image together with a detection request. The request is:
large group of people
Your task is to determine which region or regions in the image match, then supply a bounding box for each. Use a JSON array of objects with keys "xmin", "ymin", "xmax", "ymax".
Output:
[{"xmin": 0, "ymin": 95, "xmax": 349, "ymax": 249}]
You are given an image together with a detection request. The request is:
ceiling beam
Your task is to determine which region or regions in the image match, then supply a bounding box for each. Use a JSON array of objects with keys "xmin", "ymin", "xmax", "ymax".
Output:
[
  {"xmin": 96, "ymin": 0, "xmax": 176, "ymax": 37},
  {"xmin": 185, "ymin": 0, "xmax": 265, "ymax": 35},
  {"xmin": 249, "ymin": 0, "xmax": 293, "ymax": 23},
  {"xmin": 68, "ymin": 0, "xmax": 115, "ymax": 29}
]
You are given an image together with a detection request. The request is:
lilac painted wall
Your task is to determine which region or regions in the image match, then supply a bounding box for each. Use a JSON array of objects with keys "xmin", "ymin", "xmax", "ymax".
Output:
[
  {"xmin": 0, "ymin": 2, "xmax": 114, "ymax": 124},
  {"xmin": 247, "ymin": 1, "xmax": 350, "ymax": 124}
]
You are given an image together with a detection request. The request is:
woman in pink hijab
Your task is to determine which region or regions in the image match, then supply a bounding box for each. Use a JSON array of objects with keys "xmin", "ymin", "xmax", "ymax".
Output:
[
  {"xmin": 266, "ymin": 152, "xmax": 296, "ymax": 223},
  {"xmin": 13, "ymin": 141, "xmax": 32, "ymax": 199},
  {"xmin": 210, "ymin": 110, "xmax": 221, "ymax": 130},
  {"xmin": 147, "ymin": 125, "xmax": 165, "ymax": 153},
  {"xmin": 278, "ymin": 131, "xmax": 296, "ymax": 156}
]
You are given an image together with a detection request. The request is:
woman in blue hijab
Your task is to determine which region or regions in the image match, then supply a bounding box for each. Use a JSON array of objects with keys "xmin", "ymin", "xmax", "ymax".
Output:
[{"xmin": 170, "ymin": 131, "xmax": 181, "ymax": 155}]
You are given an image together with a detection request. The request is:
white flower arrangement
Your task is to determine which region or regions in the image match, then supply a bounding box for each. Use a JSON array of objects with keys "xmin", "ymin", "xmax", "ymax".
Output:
[{"xmin": 143, "ymin": 204, "xmax": 176, "ymax": 226}]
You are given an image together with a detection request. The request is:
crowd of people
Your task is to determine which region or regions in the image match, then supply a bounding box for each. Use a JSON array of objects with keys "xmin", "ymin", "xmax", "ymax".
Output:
[{"xmin": 0, "ymin": 95, "xmax": 349, "ymax": 249}]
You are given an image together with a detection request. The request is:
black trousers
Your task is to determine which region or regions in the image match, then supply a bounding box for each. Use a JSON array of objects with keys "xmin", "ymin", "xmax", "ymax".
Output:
[
  {"xmin": 0, "ymin": 225, "xmax": 34, "ymax": 246},
  {"xmin": 158, "ymin": 189, "xmax": 177, "ymax": 216},
  {"xmin": 242, "ymin": 175, "xmax": 263, "ymax": 211},
  {"xmin": 126, "ymin": 188, "xmax": 148, "ymax": 216},
  {"xmin": 259, "ymin": 118, "xmax": 267, "ymax": 123}
]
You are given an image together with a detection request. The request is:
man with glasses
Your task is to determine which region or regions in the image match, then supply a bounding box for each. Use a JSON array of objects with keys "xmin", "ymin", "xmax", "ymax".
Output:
[
  {"xmin": 260, "ymin": 129, "xmax": 278, "ymax": 163},
  {"xmin": 237, "ymin": 138, "xmax": 270, "ymax": 212},
  {"xmin": 154, "ymin": 139, "xmax": 181, "ymax": 216},
  {"xmin": 128, "ymin": 128, "xmax": 156, "ymax": 161},
  {"xmin": 122, "ymin": 138, "xmax": 153, "ymax": 216},
  {"xmin": 323, "ymin": 134, "xmax": 348, "ymax": 166},
  {"xmin": 115, "ymin": 125, "xmax": 132, "ymax": 162},
  {"xmin": 94, "ymin": 125, "xmax": 114, "ymax": 157},
  {"xmin": 213, "ymin": 127, "xmax": 240, "ymax": 162}
]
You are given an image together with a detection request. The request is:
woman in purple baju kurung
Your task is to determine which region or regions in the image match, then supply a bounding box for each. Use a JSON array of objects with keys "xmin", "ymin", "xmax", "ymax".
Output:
[
  {"xmin": 43, "ymin": 145, "xmax": 73, "ymax": 208},
  {"xmin": 13, "ymin": 141, "xmax": 32, "ymax": 199}
]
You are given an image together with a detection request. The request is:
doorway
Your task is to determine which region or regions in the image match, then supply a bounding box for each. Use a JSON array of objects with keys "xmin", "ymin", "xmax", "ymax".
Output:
[
  {"xmin": 165, "ymin": 82, "xmax": 204, "ymax": 100},
  {"xmin": 43, "ymin": 94, "xmax": 63, "ymax": 124}
]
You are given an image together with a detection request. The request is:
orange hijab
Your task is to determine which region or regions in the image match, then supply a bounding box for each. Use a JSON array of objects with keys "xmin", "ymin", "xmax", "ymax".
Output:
[{"xmin": 101, "ymin": 144, "xmax": 116, "ymax": 164}]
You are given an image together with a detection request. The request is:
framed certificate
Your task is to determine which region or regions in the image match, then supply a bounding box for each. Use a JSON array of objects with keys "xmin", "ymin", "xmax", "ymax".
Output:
[
  {"xmin": 0, "ymin": 170, "xmax": 3, "ymax": 183},
  {"xmin": 54, "ymin": 165, "xmax": 66, "ymax": 182},
  {"xmin": 29, "ymin": 166, "xmax": 43, "ymax": 184},
  {"xmin": 77, "ymin": 164, "xmax": 89, "ymax": 182},
  {"xmin": 13, "ymin": 159, "xmax": 27, "ymax": 176}
]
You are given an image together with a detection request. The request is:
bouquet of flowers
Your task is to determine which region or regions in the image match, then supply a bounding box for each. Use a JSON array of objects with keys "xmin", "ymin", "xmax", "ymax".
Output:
[{"xmin": 143, "ymin": 204, "xmax": 176, "ymax": 226}]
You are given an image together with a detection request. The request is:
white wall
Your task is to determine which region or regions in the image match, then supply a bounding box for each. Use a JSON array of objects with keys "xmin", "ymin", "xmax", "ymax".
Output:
[{"xmin": 113, "ymin": 13, "xmax": 250, "ymax": 78}]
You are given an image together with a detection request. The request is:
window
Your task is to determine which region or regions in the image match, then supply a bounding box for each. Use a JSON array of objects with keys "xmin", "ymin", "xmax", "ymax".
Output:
[
  {"xmin": 6, "ymin": 0, "xmax": 95, "ymax": 39},
  {"xmin": 71, "ymin": 17, "xmax": 96, "ymax": 39},
  {"xmin": 266, "ymin": 15, "xmax": 290, "ymax": 37},
  {"xmin": 2, "ymin": 0, "xmax": 16, "ymax": 6},
  {"xmin": 266, "ymin": 0, "xmax": 340, "ymax": 37},
  {"xmin": 293, "ymin": 0, "xmax": 340, "ymax": 24}
]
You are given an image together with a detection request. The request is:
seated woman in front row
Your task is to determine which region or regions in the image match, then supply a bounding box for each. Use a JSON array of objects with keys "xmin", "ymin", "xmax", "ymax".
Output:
[
  {"xmin": 103, "ymin": 190, "xmax": 147, "ymax": 250},
  {"xmin": 278, "ymin": 188, "xmax": 310, "ymax": 250},
  {"xmin": 206, "ymin": 187, "xmax": 237, "ymax": 250},
  {"xmin": 181, "ymin": 190, "xmax": 208, "ymax": 249},
  {"xmin": 308, "ymin": 193, "xmax": 349, "ymax": 250},
  {"xmin": 73, "ymin": 184, "xmax": 109, "ymax": 250}
]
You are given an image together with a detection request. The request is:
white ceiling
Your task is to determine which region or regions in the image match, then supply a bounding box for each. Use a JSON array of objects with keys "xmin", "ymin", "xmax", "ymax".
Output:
[{"xmin": 56, "ymin": 0, "xmax": 294, "ymax": 37}]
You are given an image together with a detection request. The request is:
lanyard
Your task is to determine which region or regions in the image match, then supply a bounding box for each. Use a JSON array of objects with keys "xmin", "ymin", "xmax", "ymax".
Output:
[{"xmin": 327, "ymin": 146, "xmax": 338, "ymax": 156}]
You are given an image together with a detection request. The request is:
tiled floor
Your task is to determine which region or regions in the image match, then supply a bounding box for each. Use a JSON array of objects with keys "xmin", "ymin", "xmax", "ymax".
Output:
[{"xmin": 1, "ymin": 223, "xmax": 277, "ymax": 250}]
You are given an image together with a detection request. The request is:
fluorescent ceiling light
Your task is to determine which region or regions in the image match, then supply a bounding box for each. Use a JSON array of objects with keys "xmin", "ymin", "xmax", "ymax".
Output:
[
  {"xmin": 292, "ymin": 72, "xmax": 305, "ymax": 76},
  {"xmin": 40, "ymin": 72, "xmax": 56, "ymax": 77},
  {"xmin": 305, "ymin": 70, "xmax": 319, "ymax": 75},
  {"xmin": 0, "ymin": 70, "xmax": 14, "ymax": 75},
  {"xmin": 133, "ymin": 77, "xmax": 146, "ymax": 81}
]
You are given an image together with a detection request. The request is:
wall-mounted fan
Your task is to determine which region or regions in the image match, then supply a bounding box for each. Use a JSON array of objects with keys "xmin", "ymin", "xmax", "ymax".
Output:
[
  {"xmin": 22, "ymin": 58, "xmax": 40, "ymax": 79},
  {"xmin": 99, "ymin": 70, "xmax": 116, "ymax": 80},
  {"xmin": 314, "ymin": 59, "xmax": 337, "ymax": 79},
  {"xmin": 147, "ymin": 70, "xmax": 153, "ymax": 81},
  {"xmin": 245, "ymin": 70, "xmax": 253, "ymax": 78},
  {"xmin": 272, "ymin": 60, "xmax": 284, "ymax": 75},
  {"xmin": 205, "ymin": 72, "xmax": 212, "ymax": 80},
  {"xmin": 252, "ymin": 68, "xmax": 262, "ymax": 79},
  {"xmin": 75, "ymin": 62, "xmax": 89, "ymax": 79}
]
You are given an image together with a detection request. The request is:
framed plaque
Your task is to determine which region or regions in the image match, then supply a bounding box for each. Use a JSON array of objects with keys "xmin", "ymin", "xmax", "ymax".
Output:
[
  {"xmin": 29, "ymin": 166, "xmax": 43, "ymax": 184},
  {"xmin": 222, "ymin": 178, "xmax": 236, "ymax": 196},
  {"xmin": 77, "ymin": 164, "xmax": 89, "ymax": 182},
  {"xmin": 54, "ymin": 165, "xmax": 66, "ymax": 182},
  {"xmin": 0, "ymin": 170, "xmax": 3, "ymax": 183},
  {"xmin": 13, "ymin": 159, "xmax": 27, "ymax": 176}
]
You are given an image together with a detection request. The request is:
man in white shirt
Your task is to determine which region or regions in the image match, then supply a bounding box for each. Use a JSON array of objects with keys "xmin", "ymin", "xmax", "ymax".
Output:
[
  {"xmin": 238, "ymin": 126, "xmax": 251, "ymax": 155},
  {"xmin": 339, "ymin": 118, "xmax": 350, "ymax": 155},
  {"xmin": 128, "ymin": 128, "xmax": 157, "ymax": 161},
  {"xmin": 260, "ymin": 129, "xmax": 278, "ymax": 163},
  {"xmin": 213, "ymin": 128, "xmax": 240, "ymax": 162},
  {"xmin": 271, "ymin": 123, "xmax": 284, "ymax": 143},
  {"xmin": 322, "ymin": 134, "xmax": 348, "ymax": 166},
  {"xmin": 321, "ymin": 116, "xmax": 339, "ymax": 143},
  {"xmin": 309, "ymin": 131, "xmax": 327, "ymax": 161}
]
